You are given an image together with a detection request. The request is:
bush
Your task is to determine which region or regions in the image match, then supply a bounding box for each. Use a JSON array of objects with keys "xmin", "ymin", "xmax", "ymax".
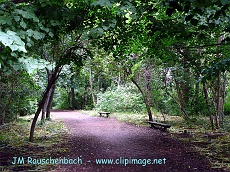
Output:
[
  {"xmin": 224, "ymin": 102, "xmax": 230, "ymax": 116},
  {"xmin": 53, "ymin": 87, "xmax": 71, "ymax": 109},
  {"xmin": 96, "ymin": 83, "xmax": 146, "ymax": 113}
]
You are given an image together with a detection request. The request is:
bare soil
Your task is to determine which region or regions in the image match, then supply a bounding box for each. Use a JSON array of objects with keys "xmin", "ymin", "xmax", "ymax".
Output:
[{"xmin": 49, "ymin": 111, "xmax": 226, "ymax": 172}]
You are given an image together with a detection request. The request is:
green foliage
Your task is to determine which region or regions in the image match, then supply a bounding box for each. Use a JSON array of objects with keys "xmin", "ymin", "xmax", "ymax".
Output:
[
  {"xmin": 224, "ymin": 102, "xmax": 230, "ymax": 116},
  {"xmin": 224, "ymin": 85, "xmax": 230, "ymax": 116},
  {"xmin": 0, "ymin": 2, "xmax": 51, "ymax": 69},
  {"xmin": 96, "ymin": 83, "xmax": 146, "ymax": 113},
  {"xmin": 53, "ymin": 87, "xmax": 71, "ymax": 109},
  {"xmin": 0, "ymin": 133, "xmax": 9, "ymax": 146},
  {"xmin": 200, "ymin": 58, "xmax": 230, "ymax": 81},
  {"xmin": 0, "ymin": 69, "xmax": 40, "ymax": 123},
  {"xmin": 0, "ymin": 0, "xmax": 91, "ymax": 71},
  {"xmin": 0, "ymin": 30, "xmax": 27, "ymax": 53},
  {"xmin": 15, "ymin": 56, "xmax": 51, "ymax": 74}
]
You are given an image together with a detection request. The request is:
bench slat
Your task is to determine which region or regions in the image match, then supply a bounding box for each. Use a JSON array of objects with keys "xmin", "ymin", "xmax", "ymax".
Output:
[
  {"xmin": 146, "ymin": 121, "xmax": 171, "ymax": 128},
  {"xmin": 99, "ymin": 112, "xmax": 110, "ymax": 114},
  {"xmin": 98, "ymin": 112, "xmax": 110, "ymax": 118}
]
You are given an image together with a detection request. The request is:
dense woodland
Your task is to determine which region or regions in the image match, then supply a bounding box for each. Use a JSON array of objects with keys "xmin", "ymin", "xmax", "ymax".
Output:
[{"xmin": 0, "ymin": 0, "xmax": 230, "ymax": 143}]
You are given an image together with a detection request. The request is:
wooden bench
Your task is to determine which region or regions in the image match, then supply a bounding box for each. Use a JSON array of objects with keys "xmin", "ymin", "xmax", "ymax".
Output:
[
  {"xmin": 146, "ymin": 121, "xmax": 171, "ymax": 131},
  {"xmin": 98, "ymin": 112, "xmax": 110, "ymax": 118}
]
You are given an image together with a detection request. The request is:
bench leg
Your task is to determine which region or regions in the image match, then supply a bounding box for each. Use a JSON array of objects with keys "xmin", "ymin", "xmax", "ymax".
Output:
[{"xmin": 150, "ymin": 124, "xmax": 155, "ymax": 128}]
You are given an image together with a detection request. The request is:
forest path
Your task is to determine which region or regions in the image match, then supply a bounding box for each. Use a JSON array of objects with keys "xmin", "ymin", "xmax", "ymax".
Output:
[{"xmin": 49, "ymin": 110, "xmax": 220, "ymax": 172}]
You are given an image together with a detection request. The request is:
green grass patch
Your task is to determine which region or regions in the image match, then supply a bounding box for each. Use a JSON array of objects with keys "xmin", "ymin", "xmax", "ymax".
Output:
[
  {"xmin": 79, "ymin": 110, "xmax": 99, "ymax": 117},
  {"xmin": 79, "ymin": 110, "xmax": 149, "ymax": 126},
  {"xmin": 0, "ymin": 116, "xmax": 69, "ymax": 172},
  {"xmin": 112, "ymin": 112, "xmax": 147, "ymax": 126}
]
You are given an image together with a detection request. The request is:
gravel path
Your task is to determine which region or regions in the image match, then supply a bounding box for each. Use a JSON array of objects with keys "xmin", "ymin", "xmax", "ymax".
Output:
[{"xmin": 49, "ymin": 111, "xmax": 223, "ymax": 172}]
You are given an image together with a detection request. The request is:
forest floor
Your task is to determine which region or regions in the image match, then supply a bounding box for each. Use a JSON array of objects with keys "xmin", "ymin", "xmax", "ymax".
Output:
[{"xmin": 0, "ymin": 110, "xmax": 229, "ymax": 172}]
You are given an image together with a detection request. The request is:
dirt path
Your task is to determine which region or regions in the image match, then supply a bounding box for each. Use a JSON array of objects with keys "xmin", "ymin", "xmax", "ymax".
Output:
[{"xmin": 49, "ymin": 111, "xmax": 223, "ymax": 172}]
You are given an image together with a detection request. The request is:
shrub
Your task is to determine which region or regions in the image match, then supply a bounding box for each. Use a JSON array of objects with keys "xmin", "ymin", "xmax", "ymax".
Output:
[
  {"xmin": 53, "ymin": 87, "xmax": 71, "ymax": 109},
  {"xmin": 224, "ymin": 102, "xmax": 230, "ymax": 116},
  {"xmin": 96, "ymin": 83, "xmax": 146, "ymax": 113}
]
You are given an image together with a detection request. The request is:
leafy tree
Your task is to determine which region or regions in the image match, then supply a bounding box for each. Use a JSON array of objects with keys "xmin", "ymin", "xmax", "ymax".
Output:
[
  {"xmin": 86, "ymin": 0, "xmax": 230, "ymax": 129},
  {"xmin": 0, "ymin": 69, "xmax": 40, "ymax": 124}
]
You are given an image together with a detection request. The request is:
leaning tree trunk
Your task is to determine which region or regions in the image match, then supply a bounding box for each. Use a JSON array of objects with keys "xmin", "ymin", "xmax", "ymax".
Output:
[
  {"xmin": 144, "ymin": 65, "xmax": 153, "ymax": 121},
  {"xmin": 41, "ymin": 105, "xmax": 46, "ymax": 122},
  {"xmin": 46, "ymin": 85, "xmax": 56, "ymax": 120},
  {"xmin": 41, "ymin": 91, "xmax": 50, "ymax": 122},
  {"xmin": 29, "ymin": 66, "xmax": 61, "ymax": 142},
  {"xmin": 130, "ymin": 78, "xmax": 153, "ymax": 121},
  {"xmin": 126, "ymin": 65, "xmax": 154, "ymax": 121},
  {"xmin": 41, "ymin": 69, "xmax": 53, "ymax": 122}
]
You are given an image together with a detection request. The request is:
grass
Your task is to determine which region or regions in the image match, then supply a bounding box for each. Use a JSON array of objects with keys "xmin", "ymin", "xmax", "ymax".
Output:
[
  {"xmin": 79, "ymin": 110, "xmax": 148, "ymax": 126},
  {"xmin": 80, "ymin": 109, "xmax": 184, "ymax": 126},
  {"xmin": 0, "ymin": 115, "xmax": 69, "ymax": 172},
  {"xmin": 80, "ymin": 109, "xmax": 230, "ymax": 171}
]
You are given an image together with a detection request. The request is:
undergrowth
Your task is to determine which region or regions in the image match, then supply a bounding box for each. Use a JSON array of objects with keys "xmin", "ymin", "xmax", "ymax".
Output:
[{"xmin": 0, "ymin": 116, "xmax": 69, "ymax": 172}]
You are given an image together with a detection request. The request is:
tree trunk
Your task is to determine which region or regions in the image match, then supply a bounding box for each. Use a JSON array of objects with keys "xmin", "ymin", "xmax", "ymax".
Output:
[
  {"xmin": 118, "ymin": 71, "xmax": 121, "ymax": 87},
  {"xmin": 215, "ymin": 72, "xmax": 221, "ymax": 129},
  {"xmin": 46, "ymin": 85, "xmax": 56, "ymax": 120},
  {"xmin": 41, "ymin": 69, "xmax": 53, "ymax": 123},
  {"xmin": 0, "ymin": 109, "xmax": 6, "ymax": 125},
  {"xmin": 195, "ymin": 81, "xmax": 199, "ymax": 115},
  {"xmin": 214, "ymin": 35, "xmax": 225, "ymax": 128},
  {"xmin": 174, "ymin": 79, "xmax": 189, "ymax": 119},
  {"xmin": 41, "ymin": 90, "xmax": 49, "ymax": 121},
  {"xmin": 221, "ymin": 73, "xmax": 227, "ymax": 127},
  {"xmin": 213, "ymin": 72, "xmax": 226, "ymax": 129},
  {"xmin": 68, "ymin": 91, "xmax": 71, "ymax": 108},
  {"xmin": 97, "ymin": 75, "xmax": 100, "ymax": 92},
  {"xmin": 145, "ymin": 100, "xmax": 153, "ymax": 121},
  {"xmin": 130, "ymin": 78, "xmax": 153, "ymax": 121},
  {"xmin": 71, "ymin": 87, "xmax": 77, "ymax": 110},
  {"xmin": 41, "ymin": 106, "xmax": 46, "ymax": 122},
  {"xmin": 203, "ymin": 82, "xmax": 214, "ymax": 130},
  {"xmin": 89, "ymin": 68, "xmax": 96, "ymax": 106},
  {"xmin": 83, "ymin": 88, "xmax": 88, "ymax": 108},
  {"xmin": 144, "ymin": 66, "xmax": 153, "ymax": 121},
  {"xmin": 29, "ymin": 66, "xmax": 61, "ymax": 142}
]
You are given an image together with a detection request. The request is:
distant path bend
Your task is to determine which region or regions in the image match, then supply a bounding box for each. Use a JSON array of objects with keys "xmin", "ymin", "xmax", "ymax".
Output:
[{"xmin": 50, "ymin": 111, "xmax": 221, "ymax": 172}]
